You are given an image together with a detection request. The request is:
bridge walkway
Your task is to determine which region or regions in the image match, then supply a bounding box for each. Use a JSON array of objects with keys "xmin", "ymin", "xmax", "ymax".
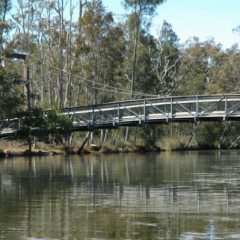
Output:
[{"xmin": 2, "ymin": 94, "xmax": 240, "ymax": 135}]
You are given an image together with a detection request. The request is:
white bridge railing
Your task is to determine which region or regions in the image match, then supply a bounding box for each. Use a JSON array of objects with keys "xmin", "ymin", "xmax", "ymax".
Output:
[
  {"xmin": 55, "ymin": 94, "xmax": 240, "ymax": 130},
  {"xmin": 2, "ymin": 94, "xmax": 240, "ymax": 134}
]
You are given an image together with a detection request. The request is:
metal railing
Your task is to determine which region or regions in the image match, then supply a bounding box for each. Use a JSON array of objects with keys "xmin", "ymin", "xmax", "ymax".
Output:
[
  {"xmin": 51, "ymin": 94, "xmax": 240, "ymax": 130},
  {"xmin": 2, "ymin": 94, "xmax": 240, "ymax": 134}
]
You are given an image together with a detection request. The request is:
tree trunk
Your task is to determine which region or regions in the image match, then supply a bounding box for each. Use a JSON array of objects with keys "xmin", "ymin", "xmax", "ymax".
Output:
[
  {"xmin": 74, "ymin": 84, "xmax": 81, "ymax": 106},
  {"xmin": 218, "ymin": 121, "xmax": 230, "ymax": 148},
  {"xmin": 104, "ymin": 129, "xmax": 108, "ymax": 143},
  {"xmin": 100, "ymin": 129, "xmax": 104, "ymax": 142},
  {"xmin": 112, "ymin": 129, "xmax": 120, "ymax": 146},
  {"xmin": 68, "ymin": 132, "xmax": 74, "ymax": 147},
  {"xmin": 49, "ymin": 78, "xmax": 52, "ymax": 109},
  {"xmin": 58, "ymin": 0, "xmax": 64, "ymax": 108},
  {"xmin": 90, "ymin": 131, "xmax": 94, "ymax": 144},
  {"xmin": 229, "ymin": 135, "xmax": 240, "ymax": 149},
  {"xmin": 125, "ymin": 13, "xmax": 140, "ymax": 143},
  {"xmin": 77, "ymin": 132, "xmax": 90, "ymax": 154},
  {"xmin": 40, "ymin": 39, "xmax": 45, "ymax": 104},
  {"xmin": 0, "ymin": 0, "xmax": 9, "ymax": 52},
  {"xmin": 184, "ymin": 121, "xmax": 201, "ymax": 148},
  {"xmin": 134, "ymin": 127, "xmax": 138, "ymax": 143},
  {"xmin": 125, "ymin": 127, "xmax": 130, "ymax": 143},
  {"xmin": 64, "ymin": 0, "xmax": 73, "ymax": 108}
]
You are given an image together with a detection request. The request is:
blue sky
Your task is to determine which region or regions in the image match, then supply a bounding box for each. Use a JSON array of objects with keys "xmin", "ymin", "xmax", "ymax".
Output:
[{"xmin": 102, "ymin": 0, "xmax": 240, "ymax": 49}]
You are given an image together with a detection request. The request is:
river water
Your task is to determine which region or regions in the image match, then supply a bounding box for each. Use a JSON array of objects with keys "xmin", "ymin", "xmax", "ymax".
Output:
[{"xmin": 1, "ymin": 151, "xmax": 240, "ymax": 239}]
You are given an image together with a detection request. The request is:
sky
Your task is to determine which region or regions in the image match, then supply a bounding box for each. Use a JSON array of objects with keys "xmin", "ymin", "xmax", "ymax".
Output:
[{"xmin": 102, "ymin": 0, "xmax": 240, "ymax": 49}]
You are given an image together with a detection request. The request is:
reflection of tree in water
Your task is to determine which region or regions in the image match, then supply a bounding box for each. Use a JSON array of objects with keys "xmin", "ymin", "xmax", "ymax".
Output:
[{"xmin": 0, "ymin": 152, "xmax": 240, "ymax": 239}]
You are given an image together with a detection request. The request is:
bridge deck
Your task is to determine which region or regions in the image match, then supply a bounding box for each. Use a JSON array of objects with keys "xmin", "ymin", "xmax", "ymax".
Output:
[{"xmin": 2, "ymin": 94, "xmax": 240, "ymax": 135}]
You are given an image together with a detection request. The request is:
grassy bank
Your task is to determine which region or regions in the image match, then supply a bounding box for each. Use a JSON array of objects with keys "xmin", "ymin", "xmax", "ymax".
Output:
[{"xmin": 1, "ymin": 123, "xmax": 240, "ymax": 157}]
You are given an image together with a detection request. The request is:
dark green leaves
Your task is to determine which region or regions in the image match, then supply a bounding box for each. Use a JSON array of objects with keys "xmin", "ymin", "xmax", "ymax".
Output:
[{"xmin": 16, "ymin": 108, "xmax": 73, "ymax": 145}]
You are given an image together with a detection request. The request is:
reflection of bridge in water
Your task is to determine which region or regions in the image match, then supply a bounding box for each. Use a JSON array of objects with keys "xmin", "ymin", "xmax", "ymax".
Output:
[
  {"xmin": 0, "ymin": 154, "xmax": 236, "ymax": 215},
  {"xmin": 2, "ymin": 94, "xmax": 240, "ymax": 135},
  {"xmin": 0, "ymin": 153, "xmax": 238, "ymax": 239}
]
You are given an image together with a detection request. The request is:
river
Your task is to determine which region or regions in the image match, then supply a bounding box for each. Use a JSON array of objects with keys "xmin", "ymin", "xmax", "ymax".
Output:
[{"xmin": 1, "ymin": 150, "xmax": 240, "ymax": 239}]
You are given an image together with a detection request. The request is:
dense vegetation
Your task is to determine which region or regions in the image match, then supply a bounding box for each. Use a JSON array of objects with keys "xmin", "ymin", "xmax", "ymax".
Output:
[{"xmin": 1, "ymin": 0, "xmax": 240, "ymax": 151}]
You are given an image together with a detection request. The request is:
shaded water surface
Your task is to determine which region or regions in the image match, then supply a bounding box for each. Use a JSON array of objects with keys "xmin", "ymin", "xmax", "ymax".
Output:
[{"xmin": 1, "ymin": 151, "xmax": 240, "ymax": 239}]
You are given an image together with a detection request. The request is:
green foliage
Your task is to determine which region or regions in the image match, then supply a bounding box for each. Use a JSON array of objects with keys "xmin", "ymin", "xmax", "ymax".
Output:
[
  {"xmin": 44, "ymin": 110, "xmax": 73, "ymax": 144},
  {"xmin": 76, "ymin": 0, "xmax": 126, "ymax": 104},
  {"xmin": 195, "ymin": 122, "xmax": 223, "ymax": 149},
  {"xmin": 137, "ymin": 125, "xmax": 160, "ymax": 145},
  {"xmin": 123, "ymin": 0, "xmax": 166, "ymax": 16},
  {"xmin": 160, "ymin": 134, "xmax": 196, "ymax": 150},
  {"xmin": 15, "ymin": 108, "xmax": 73, "ymax": 145},
  {"xmin": 0, "ymin": 60, "xmax": 24, "ymax": 124},
  {"xmin": 2, "ymin": 0, "xmax": 240, "ymax": 150},
  {"xmin": 0, "ymin": 0, "xmax": 12, "ymax": 51}
]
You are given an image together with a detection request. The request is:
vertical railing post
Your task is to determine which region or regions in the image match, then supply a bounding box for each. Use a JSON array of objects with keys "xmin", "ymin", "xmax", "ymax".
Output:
[
  {"xmin": 171, "ymin": 98, "xmax": 173, "ymax": 119},
  {"xmin": 165, "ymin": 96, "xmax": 167, "ymax": 115},
  {"xmin": 92, "ymin": 106, "xmax": 95, "ymax": 128},
  {"xmin": 144, "ymin": 100, "xmax": 146, "ymax": 121},
  {"xmin": 118, "ymin": 103, "xmax": 120, "ymax": 125},
  {"xmin": 196, "ymin": 96, "xmax": 199, "ymax": 115},
  {"xmin": 225, "ymin": 96, "xmax": 228, "ymax": 115}
]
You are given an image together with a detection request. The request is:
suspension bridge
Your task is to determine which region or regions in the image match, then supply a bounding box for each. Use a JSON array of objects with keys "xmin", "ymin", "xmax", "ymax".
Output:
[{"xmin": 2, "ymin": 94, "xmax": 240, "ymax": 136}]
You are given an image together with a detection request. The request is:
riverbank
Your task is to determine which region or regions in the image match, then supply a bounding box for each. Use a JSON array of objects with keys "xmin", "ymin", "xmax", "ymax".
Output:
[
  {"xmin": 0, "ymin": 137, "xmax": 237, "ymax": 158},
  {"xmin": 0, "ymin": 142, "xmax": 161, "ymax": 157}
]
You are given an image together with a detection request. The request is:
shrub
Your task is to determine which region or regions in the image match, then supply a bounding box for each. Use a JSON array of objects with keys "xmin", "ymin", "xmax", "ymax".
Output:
[{"xmin": 160, "ymin": 134, "xmax": 198, "ymax": 151}]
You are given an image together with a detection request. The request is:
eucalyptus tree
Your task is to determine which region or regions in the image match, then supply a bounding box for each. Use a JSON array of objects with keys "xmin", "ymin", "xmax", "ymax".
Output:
[
  {"xmin": 177, "ymin": 39, "xmax": 240, "ymax": 149},
  {"xmin": 75, "ymin": 0, "xmax": 126, "ymax": 144},
  {"xmin": 10, "ymin": 0, "xmax": 80, "ymax": 109},
  {"xmin": 123, "ymin": 0, "xmax": 166, "ymax": 98},
  {"xmin": 0, "ymin": 0, "xmax": 12, "ymax": 52},
  {"xmin": 0, "ymin": 55, "xmax": 73, "ymax": 152},
  {"xmin": 123, "ymin": 0, "xmax": 166, "ymax": 142},
  {"xmin": 179, "ymin": 38, "xmax": 227, "ymax": 96},
  {"xmin": 217, "ymin": 44, "xmax": 240, "ymax": 93},
  {"xmin": 11, "ymin": 0, "xmax": 43, "ymax": 53},
  {"xmin": 39, "ymin": 0, "xmax": 79, "ymax": 109},
  {"xmin": 10, "ymin": 0, "xmax": 50, "ymax": 109},
  {"xmin": 179, "ymin": 38, "xmax": 210, "ymax": 95},
  {"xmin": 148, "ymin": 20, "xmax": 182, "ymax": 96},
  {"xmin": 0, "ymin": 59, "xmax": 24, "ymax": 125},
  {"xmin": 76, "ymin": 0, "xmax": 125, "ymax": 105},
  {"xmin": 131, "ymin": 21, "xmax": 181, "ymax": 144}
]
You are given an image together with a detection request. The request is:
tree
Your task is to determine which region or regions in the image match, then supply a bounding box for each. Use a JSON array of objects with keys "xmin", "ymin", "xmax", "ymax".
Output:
[
  {"xmin": 76, "ymin": 0, "xmax": 125, "ymax": 105},
  {"xmin": 149, "ymin": 20, "xmax": 182, "ymax": 95},
  {"xmin": 0, "ymin": 58, "xmax": 24, "ymax": 126},
  {"xmin": 123, "ymin": 0, "xmax": 166, "ymax": 98},
  {"xmin": 217, "ymin": 44, "xmax": 240, "ymax": 93},
  {"xmin": 123, "ymin": 0, "xmax": 166, "ymax": 142},
  {"xmin": 179, "ymin": 38, "xmax": 214, "ymax": 95},
  {"xmin": 0, "ymin": 54, "xmax": 73, "ymax": 152},
  {"xmin": 15, "ymin": 107, "xmax": 73, "ymax": 146},
  {"xmin": 0, "ymin": 0, "xmax": 12, "ymax": 52},
  {"xmin": 76, "ymin": 0, "xmax": 125, "ymax": 144}
]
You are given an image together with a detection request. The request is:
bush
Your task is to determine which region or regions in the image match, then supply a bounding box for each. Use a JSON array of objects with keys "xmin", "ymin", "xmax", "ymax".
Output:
[{"xmin": 160, "ymin": 134, "xmax": 198, "ymax": 151}]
